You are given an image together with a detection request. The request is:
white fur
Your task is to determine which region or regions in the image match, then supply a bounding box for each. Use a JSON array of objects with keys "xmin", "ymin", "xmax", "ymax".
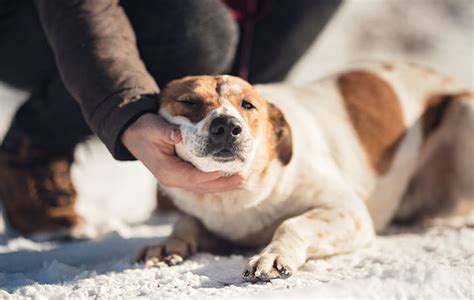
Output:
[{"xmin": 219, "ymin": 76, "xmax": 244, "ymax": 95}]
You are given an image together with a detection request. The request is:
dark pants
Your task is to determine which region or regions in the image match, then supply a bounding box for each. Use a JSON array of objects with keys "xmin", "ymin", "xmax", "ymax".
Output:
[{"xmin": 0, "ymin": 0, "xmax": 341, "ymax": 155}]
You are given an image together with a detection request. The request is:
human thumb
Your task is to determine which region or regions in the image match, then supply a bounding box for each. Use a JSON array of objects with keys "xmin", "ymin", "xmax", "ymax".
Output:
[{"xmin": 155, "ymin": 119, "xmax": 182, "ymax": 144}]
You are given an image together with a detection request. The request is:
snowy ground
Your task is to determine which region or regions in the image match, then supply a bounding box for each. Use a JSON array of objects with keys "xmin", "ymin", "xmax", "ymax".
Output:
[{"xmin": 1, "ymin": 0, "xmax": 473, "ymax": 299}]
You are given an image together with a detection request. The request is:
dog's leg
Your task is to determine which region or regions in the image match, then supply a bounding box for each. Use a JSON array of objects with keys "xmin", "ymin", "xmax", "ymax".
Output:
[
  {"xmin": 135, "ymin": 215, "xmax": 230, "ymax": 266},
  {"xmin": 420, "ymin": 97, "xmax": 474, "ymax": 227},
  {"xmin": 395, "ymin": 94, "xmax": 474, "ymax": 226},
  {"xmin": 243, "ymin": 193, "xmax": 375, "ymax": 282}
]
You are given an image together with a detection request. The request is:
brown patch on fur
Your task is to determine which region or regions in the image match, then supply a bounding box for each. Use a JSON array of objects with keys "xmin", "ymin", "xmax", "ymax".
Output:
[
  {"xmin": 408, "ymin": 62, "xmax": 456, "ymax": 84},
  {"xmin": 409, "ymin": 63, "xmax": 435, "ymax": 73},
  {"xmin": 267, "ymin": 102, "xmax": 293, "ymax": 165},
  {"xmin": 305, "ymin": 209, "xmax": 324, "ymax": 219},
  {"xmin": 422, "ymin": 91, "xmax": 473, "ymax": 141},
  {"xmin": 355, "ymin": 221, "xmax": 361, "ymax": 231},
  {"xmin": 338, "ymin": 71, "xmax": 406, "ymax": 174},
  {"xmin": 304, "ymin": 209, "xmax": 338, "ymax": 223},
  {"xmin": 382, "ymin": 63, "xmax": 394, "ymax": 71},
  {"xmin": 156, "ymin": 187, "xmax": 176, "ymax": 212},
  {"xmin": 159, "ymin": 77, "xmax": 221, "ymax": 123}
]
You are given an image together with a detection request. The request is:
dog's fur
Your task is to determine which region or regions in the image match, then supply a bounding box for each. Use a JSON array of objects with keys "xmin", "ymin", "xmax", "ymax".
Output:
[{"xmin": 136, "ymin": 62, "xmax": 474, "ymax": 282}]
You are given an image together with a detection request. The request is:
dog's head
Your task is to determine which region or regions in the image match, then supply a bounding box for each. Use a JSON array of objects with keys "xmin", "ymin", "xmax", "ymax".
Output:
[{"xmin": 158, "ymin": 75, "xmax": 292, "ymax": 174}]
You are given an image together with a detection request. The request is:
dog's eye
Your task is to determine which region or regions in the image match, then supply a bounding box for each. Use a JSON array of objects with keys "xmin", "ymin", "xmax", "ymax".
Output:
[
  {"xmin": 241, "ymin": 100, "xmax": 256, "ymax": 110},
  {"xmin": 178, "ymin": 99, "xmax": 200, "ymax": 110}
]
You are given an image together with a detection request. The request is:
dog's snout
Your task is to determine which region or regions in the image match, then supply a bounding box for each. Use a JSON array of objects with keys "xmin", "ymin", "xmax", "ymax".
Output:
[
  {"xmin": 209, "ymin": 116, "xmax": 242, "ymax": 139},
  {"xmin": 207, "ymin": 116, "xmax": 245, "ymax": 158}
]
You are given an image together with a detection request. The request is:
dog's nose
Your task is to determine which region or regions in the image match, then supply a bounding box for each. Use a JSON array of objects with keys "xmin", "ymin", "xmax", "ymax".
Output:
[{"xmin": 209, "ymin": 116, "xmax": 242, "ymax": 139}]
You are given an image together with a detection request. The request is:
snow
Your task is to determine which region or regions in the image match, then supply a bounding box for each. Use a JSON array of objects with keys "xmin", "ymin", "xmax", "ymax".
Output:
[
  {"xmin": 1, "ymin": 223, "xmax": 473, "ymax": 299},
  {"xmin": 1, "ymin": 0, "xmax": 473, "ymax": 299}
]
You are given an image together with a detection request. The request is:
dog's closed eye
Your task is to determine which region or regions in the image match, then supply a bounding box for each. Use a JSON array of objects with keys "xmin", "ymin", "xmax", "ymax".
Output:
[{"xmin": 178, "ymin": 99, "xmax": 201, "ymax": 111}]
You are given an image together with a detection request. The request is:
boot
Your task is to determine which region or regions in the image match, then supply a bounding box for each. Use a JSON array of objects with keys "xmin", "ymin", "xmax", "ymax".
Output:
[{"xmin": 0, "ymin": 140, "xmax": 83, "ymax": 234}]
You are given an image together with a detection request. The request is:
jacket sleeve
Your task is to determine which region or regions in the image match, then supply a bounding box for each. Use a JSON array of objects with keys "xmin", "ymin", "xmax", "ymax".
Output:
[{"xmin": 34, "ymin": 0, "xmax": 160, "ymax": 160}]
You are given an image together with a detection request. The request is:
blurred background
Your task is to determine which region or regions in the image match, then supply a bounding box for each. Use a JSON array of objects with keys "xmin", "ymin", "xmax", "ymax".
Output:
[
  {"xmin": 288, "ymin": 0, "xmax": 473, "ymax": 86},
  {"xmin": 0, "ymin": 0, "xmax": 473, "ymax": 232}
]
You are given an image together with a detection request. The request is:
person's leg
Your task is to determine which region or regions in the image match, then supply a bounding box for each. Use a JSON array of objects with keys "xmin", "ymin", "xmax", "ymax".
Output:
[
  {"xmin": 2, "ymin": 77, "xmax": 92, "ymax": 154},
  {"xmin": 0, "ymin": 0, "xmax": 56, "ymax": 91},
  {"xmin": 0, "ymin": 1, "xmax": 91, "ymax": 234},
  {"xmin": 0, "ymin": 75, "xmax": 91, "ymax": 234},
  {"xmin": 244, "ymin": 0, "xmax": 342, "ymax": 83},
  {"xmin": 0, "ymin": 0, "xmax": 92, "ymax": 153},
  {"xmin": 120, "ymin": 0, "xmax": 239, "ymax": 87}
]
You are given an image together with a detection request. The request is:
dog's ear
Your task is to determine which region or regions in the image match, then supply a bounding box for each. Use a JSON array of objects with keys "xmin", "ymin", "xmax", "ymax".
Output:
[{"xmin": 268, "ymin": 102, "xmax": 293, "ymax": 165}]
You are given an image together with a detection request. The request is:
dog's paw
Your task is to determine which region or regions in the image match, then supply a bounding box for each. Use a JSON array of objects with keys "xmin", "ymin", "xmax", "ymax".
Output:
[
  {"xmin": 242, "ymin": 253, "xmax": 293, "ymax": 282},
  {"xmin": 134, "ymin": 237, "xmax": 197, "ymax": 267}
]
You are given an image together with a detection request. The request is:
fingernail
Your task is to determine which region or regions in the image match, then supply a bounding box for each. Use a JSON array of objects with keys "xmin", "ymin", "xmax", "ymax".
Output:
[{"xmin": 170, "ymin": 129, "xmax": 180, "ymax": 141}]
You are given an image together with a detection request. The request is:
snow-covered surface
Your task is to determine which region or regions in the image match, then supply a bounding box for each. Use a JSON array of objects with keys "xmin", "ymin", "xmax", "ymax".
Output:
[
  {"xmin": 1, "ymin": 221, "xmax": 472, "ymax": 299},
  {"xmin": 1, "ymin": 0, "xmax": 473, "ymax": 298}
]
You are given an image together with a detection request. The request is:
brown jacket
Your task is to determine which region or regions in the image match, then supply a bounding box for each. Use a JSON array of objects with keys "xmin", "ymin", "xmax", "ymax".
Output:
[{"xmin": 35, "ymin": 0, "xmax": 160, "ymax": 160}]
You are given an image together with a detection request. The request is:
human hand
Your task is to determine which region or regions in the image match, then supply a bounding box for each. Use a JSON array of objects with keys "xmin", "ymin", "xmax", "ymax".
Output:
[{"xmin": 122, "ymin": 113, "xmax": 245, "ymax": 193}]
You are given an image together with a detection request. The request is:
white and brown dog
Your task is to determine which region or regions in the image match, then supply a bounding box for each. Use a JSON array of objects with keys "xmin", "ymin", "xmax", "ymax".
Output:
[{"xmin": 136, "ymin": 62, "xmax": 474, "ymax": 282}]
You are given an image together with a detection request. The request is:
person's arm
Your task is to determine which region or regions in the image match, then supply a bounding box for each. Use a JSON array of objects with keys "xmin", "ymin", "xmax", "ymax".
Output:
[
  {"xmin": 35, "ymin": 0, "xmax": 158, "ymax": 160},
  {"xmin": 34, "ymin": 0, "xmax": 244, "ymax": 192}
]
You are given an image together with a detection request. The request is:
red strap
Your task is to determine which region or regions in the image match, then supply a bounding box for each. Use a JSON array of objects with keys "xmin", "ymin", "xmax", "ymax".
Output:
[{"xmin": 222, "ymin": 0, "xmax": 271, "ymax": 80}]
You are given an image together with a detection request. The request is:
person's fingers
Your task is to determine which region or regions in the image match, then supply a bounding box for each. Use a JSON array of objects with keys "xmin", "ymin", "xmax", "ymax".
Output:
[
  {"xmin": 148, "ymin": 115, "xmax": 182, "ymax": 145},
  {"xmin": 150, "ymin": 153, "xmax": 245, "ymax": 192},
  {"xmin": 157, "ymin": 123, "xmax": 182, "ymax": 145},
  {"xmin": 155, "ymin": 156, "xmax": 225, "ymax": 186},
  {"xmin": 155, "ymin": 141, "xmax": 176, "ymax": 156},
  {"xmin": 189, "ymin": 174, "xmax": 246, "ymax": 193}
]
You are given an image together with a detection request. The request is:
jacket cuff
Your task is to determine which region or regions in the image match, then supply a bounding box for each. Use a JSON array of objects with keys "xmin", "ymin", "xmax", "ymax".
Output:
[{"xmin": 89, "ymin": 90, "xmax": 159, "ymax": 161}]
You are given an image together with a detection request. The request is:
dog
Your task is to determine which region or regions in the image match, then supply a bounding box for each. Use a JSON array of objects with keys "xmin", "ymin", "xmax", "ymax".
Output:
[{"xmin": 136, "ymin": 61, "xmax": 474, "ymax": 282}]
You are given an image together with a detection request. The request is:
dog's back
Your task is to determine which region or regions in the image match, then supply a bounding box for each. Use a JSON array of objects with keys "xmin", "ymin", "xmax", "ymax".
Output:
[{"xmin": 256, "ymin": 61, "xmax": 473, "ymax": 231}]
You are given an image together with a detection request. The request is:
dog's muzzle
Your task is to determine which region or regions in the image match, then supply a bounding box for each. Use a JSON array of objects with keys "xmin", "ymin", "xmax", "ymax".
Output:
[{"xmin": 207, "ymin": 116, "xmax": 244, "ymax": 161}]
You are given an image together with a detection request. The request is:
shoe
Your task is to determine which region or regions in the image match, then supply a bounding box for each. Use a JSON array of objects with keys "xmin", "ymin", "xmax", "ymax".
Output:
[{"xmin": 0, "ymin": 141, "xmax": 83, "ymax": 234}]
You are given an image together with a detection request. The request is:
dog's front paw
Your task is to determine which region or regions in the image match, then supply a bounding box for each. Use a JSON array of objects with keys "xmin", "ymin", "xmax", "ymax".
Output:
[
  {"xmin": 242, "ymin": 253, "xmax": 294, "ymax": 282},
  {"xmin": 135, "ymin": 237, "xmax": 197, "ymax": 267}
]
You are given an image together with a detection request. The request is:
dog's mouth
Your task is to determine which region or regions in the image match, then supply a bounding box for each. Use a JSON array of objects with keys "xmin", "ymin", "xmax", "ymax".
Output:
[
  {"xmin": 214, "ymin": 148, "xmax": 234, "ymax": 158},
  {"xmin": 211, "ymin": 147, "xmax": 244, "ymax": 162}
]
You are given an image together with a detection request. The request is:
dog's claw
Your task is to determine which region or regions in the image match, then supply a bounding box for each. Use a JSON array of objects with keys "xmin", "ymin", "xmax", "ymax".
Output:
[
  {"xmin": 243, "ymin": 253, "xmax": 294, "ymax": 282},
  {"xmin": 277, "ymin": 266, "xmax": 291, "ymax": 278},
  {"xmin": 163, "ymin": 254, "xmax": 184, "ymax": 266},
  {"xmin": 135, "ymin": 238, "xmax": 194, "ymax": 267},
  {"xmin": 242, "ymin": 269, "xmax": 259, "ymax": 282},
  {"xmin": 242, "ymin": 270, "xmax": 253, "ymax": 281}
]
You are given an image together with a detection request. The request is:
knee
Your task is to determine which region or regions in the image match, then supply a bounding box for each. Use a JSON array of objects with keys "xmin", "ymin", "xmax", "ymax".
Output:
[
  {"xmin": 178, "ymin": 0, "xmax": 239, "ymax": 74},
  {"xmin": 125, "ymin": 0, "xmax": 239, "ymax": 85}
]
